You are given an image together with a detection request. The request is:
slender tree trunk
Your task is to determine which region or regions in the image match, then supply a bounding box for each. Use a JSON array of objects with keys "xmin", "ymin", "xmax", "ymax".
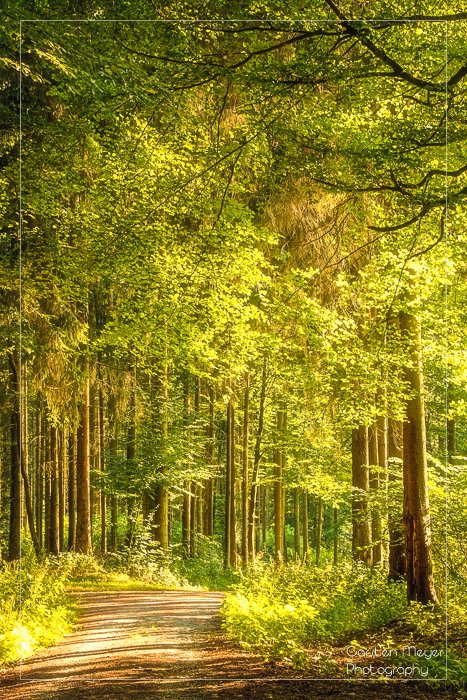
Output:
[
  {"xmin": 49, "ymin": 426, "xmax": 59, "ymax": 555},
  {"xmin": 182, "ymin": 376, "xmax": 191, "ymax": 559},
  {"xmin": 8, "ymin": 352, "xmax": 40, "ymax": 557},
  {"xmin": 153, "ymin": 355, "xmax": 169, "ymax": 550},
  {"xmin": 109, "ymin": 436, "xmax": 118, "ymax": 553},
  {"xmin": 125, "ymin": 362, "xmax": 136, "ymax": 549},
  {"xmin": 388, "ymin": 418, "xmax": 406, "ymax": 580},
  {"xmin": 282, "ymin": 487, "xmax": 288, "ymax": 564},
  {"xmin": 316, "ymin": 497, "xmax": 323, "ymax": 565},
  {"xmin": 447, "ymin": 385, "xmax": 456, "ymax": 464},
  {"xmin": 36, "ymin": 409, "xmax": 42, "ymax": 548},
  {"xmin": 293, "ymin": 487, "xmax": 300, "ymax": 557},
  {"xmin": 89, "ymin": 383, "xmax": 96, "ymax": 536},
  {"xmin": 400, "ymin": 309, "xmax": 438, "ymax": 604},
  {"xmin": 377, "ymin": 416, "xmax": 388, "ymax": 563},
  {"xmin": 333, "ymin": 507, "xmax": 338, "ymax": 565},
  {"xmin": 196, "ymin": 379, "xmax": 203, "ymax": 536},
  {"xmin": 242, "ymin": 370, "xmax": 249, "ymax": 564},
  {"xmin": 67, "ymin": 432, "xmax": 76, "ymax": 551},
  {"xmin": 248, "ymin": 359, "xmax": 267, "ymax": 560},
  {"xmin": 8, "ymin": 352, "xmax": 21, "ymax": 560},
  {"xmin": 21, "ymin": 362, "xmax": 28, "ymax": 531},
  {"xmin": 352, "ymin": 426, "xmax": 372, "ymax": 564},
  {"xmin": 99, "ymin": 373, "xmax": 106, "ymax": 553},
  {"xmin": 204, "ymin": 384, "xmax": 215, "ymax": 537},
  {"xmin": 274, "ymin": 408, "xmax": 284, "ymax": 565},
  {"xmin": 229, "ymin": 401, "xmax": 237, "ymax": 569},
  {"xmin": 190, "ymin": 483, "xmax": 196, "ymax": 558},
  {"xmin": 44, "ymin": 422, "xmax": 51, "ymax": 553},
  {"xmin": 59, "ymin": 430, "xmax": 65, "ymax": 552},
  {"xmin": 369, "ymin": 422, "xmax": 382, "ymax": 564},
  {"xmin": 302, "ymin": 490, "xmax": 309, "ymax": 561},
  {"xmin": 76, "ymin": 370, "xmax": 92, "ymax": 554}
]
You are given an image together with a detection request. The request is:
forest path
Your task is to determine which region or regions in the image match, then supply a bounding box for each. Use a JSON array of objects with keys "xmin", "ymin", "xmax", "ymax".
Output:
[{"xmin": 0, "ymin": 590, "xmax": 456, "ymax": 700}]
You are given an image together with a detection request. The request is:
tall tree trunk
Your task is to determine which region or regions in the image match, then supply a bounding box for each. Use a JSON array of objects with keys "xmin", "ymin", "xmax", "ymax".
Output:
[
  {"xmin": 369, "ymin": 422, "xmax": 382, "ymax": 564},
  {"xmin": 333, "ymin": 507, "xmax": 338, "ymax": 565},
  {"xmin": 153, "ymin": 355, "xmax": 169, "ymax": 550},
  {"xmin": 49, "ymin": 426, "xmax": 59, "ymax": 555},
  {"xmin": 229, "ymin": 400, "xmax": 237, "ymax": 569},
  {"xmin": 36, "ymin": 409, "xmax": 43, "ymax": 549},
  {"xmin": 67, "ymin": 431, "xmax": 76, "ymax": 551},
  {"xmin": 76, "ymin": 371, "xmax": 92, "ymax": 554},
  {"xmin": 89, "ymin": 383, "xmax": 96, "ymax": 537},
  {"xmin": 242, "ymin": 370, "xmax": 249, "ymax": 564},
  {"xmin": 377, "ymin": 416, "xmax": 388, "ymax": 563},
  {"xmin": 293, "ymin": 487, "xmax": 300, "ymax": 558},
  {"xmin": 125, "ymin": 361, "xmax": 136, "ymax": 549},
  {"xmin": 44, "ymin": 422, "xmax": 51, "ymax": 553},
  {"xmin": 352, "ymin": 426, "xmax": 372, "ymax": 564},
  {"xmin": 8, "ymin": 353, "xmax": 40, "ymax": 557},
  {"xmin": 248, "ymin": 359, "xmax": 267, "ymax": 560},
  {"xmin": 204, "ymin": 384, "xmax": 215, "ymax": 537},
  {"xmin": 59, "ymin": 429, "xmax": 65, "ymax": 552},
  {"xmin": 182, "ymin": 376, "xmax": 191, "ymax": 559},
  {"xmin": 109, "ymin": 436, "xmax": 118, "ymax": 553},
  {"xmin": 388, "ymin": 418, "xmax": 406, "ymax": 580},
  {"xmin": 447, "ymin": 385, "xmax": 456, "ymax": 464},
  {"xmin": 195, "ymin": 379, "xmax": 203, "ymax": 536},
  {"xmin": 400, "ymin": 310, "xmax": 438, "ymax": 604},
  {"xmin": 282, "ymin": 487, "xmax": 288, "ymax": 564},
  {"xmin": 8, "ymin": 352, "xmax": 21, "ymax": 560},
  {"xmin": 316, "ymin": 497, "xmax": 323, "ymax": 565},
  {"xmin": 274, "ymin": 408, "xmax": 284, "ymax": 565},
  {"xmin": 21, "ymin": 361, "xmax": 28, "ymax": 531},
  {"xmin": 98, "ymin": 372, "xmax": 106, "ymax": 553},
  {"xmin": 302, "ymin": 490, "xmax": 309, "ymax": 561}
]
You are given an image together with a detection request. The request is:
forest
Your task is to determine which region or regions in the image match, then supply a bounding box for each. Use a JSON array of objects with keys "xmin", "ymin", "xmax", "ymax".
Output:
[{"xmin": 1, "ymin": 0, "xmax": 467, "ymax": 685}]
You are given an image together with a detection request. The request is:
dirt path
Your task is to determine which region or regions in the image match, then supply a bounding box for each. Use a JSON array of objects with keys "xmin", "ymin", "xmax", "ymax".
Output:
[{"xmin": 0, "ymin": 590, "xmax": 458, "ymax": 699}]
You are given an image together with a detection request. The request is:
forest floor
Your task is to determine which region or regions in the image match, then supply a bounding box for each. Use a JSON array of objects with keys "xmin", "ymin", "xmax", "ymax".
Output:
[{"xmin": 0, "ymin": 589, "xmax": 461, "ymax": 700}]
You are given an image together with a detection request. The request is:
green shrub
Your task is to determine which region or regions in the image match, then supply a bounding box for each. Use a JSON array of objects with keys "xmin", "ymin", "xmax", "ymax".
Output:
[
  {"xmin": 221, "ymin": 560, "xmax": 407, "ymax": 668},
  {"xmin": 0, "ymin": 545, "xmax": 78, "ymax": 665}
]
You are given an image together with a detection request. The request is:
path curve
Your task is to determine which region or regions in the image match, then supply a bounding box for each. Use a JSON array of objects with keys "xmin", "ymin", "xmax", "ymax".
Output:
[{"xmin": 0, "ymin": 590, "xmax": 457, "ymax": 700}]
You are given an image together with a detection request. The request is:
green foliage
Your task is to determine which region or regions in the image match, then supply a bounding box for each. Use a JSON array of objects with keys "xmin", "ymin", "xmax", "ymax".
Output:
[
  {"xmin": 221, "ymin": 560, "xmax": 406, "ymax": 668},
  {"xmin": 0, "ymin": 547, "xmax": 78, "ymax": 665}
]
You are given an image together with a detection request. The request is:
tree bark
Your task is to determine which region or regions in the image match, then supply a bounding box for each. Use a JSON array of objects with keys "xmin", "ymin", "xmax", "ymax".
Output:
[
  {"xmin": 67, "ymin": 431, "xmax": 76, "ymax": 551},
  {"xmin": 182, "ymin": 376, "xmax": 191, "ymax": 559},
  {"xmin": 274, "ymin": 408, "xmax": 284, "ymax": 565},
  {"xmin": 352, "ymin": 425, "xmax": 372, "ymax": 564},
  {"xmin": 369, "ymin": 422, "xmax": 382, "ymax": 564},
  {"xmin": 302, "ymin": 490, "xmax": 309, "ymax": 561},
  {"xmin": 8, "ymin": 352, "xmax": 21, "ymax": 560},
  {"xmin": 153, "ymin": 355, "xmax": 169, "ymax": 550},
  {"xmin": 98, "ymin": 373, "xmax": 106, "ymax": 553},
  {"xmin": 8, "ymin": 352, "xmax": 40, "ymax": 558},
  {"xmin": 248, "ymin": 358, "xmax": 267, "ymax": 561},
  {"xmin": 333, "ymin": 507, "xmax": 338, "ymax": 565},
  {"xmin": 293, "ymin": 487, "xmax": 300, "ymax": 557},
  {"xmin": 59, "ymin": 430, "xmax": 65, "ymax": 552},
  {"xmin": 204, "ymin": 384, "xmax": 215, "ymax": 537},
  {"xmin": 316, "ymin": 496, "xmax": 323, "ymax": 565},
  {"xmin": 242, "ymin": 370, "xmax": 249, "ymax": 564},
  {"xmin": 76, "ymin": 371, "xmax": 92, "ymax": 554},
  {"xmin": 400, "ymin": 309, "xmax": 438, "ymax": 604},
  {"xmin": 388, "ymin": 418, "xmax": 406, "ymax": 580},
  {"xmin": 229, "ymin": 401, "xmax": 237, "ymax": 569},
  {"xmin": 109, "ymin": 436, "xmax": 118, "ymax": 553}
]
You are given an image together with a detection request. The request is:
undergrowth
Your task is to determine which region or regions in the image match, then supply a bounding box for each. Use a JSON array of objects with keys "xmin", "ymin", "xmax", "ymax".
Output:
[
  {"xmin": 221, "ymin": 559, "xmax": 467, "ymax": 684},
  {"xmin": 0, "ymin": 544, "xmax": 78, "ymax": 665}
]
